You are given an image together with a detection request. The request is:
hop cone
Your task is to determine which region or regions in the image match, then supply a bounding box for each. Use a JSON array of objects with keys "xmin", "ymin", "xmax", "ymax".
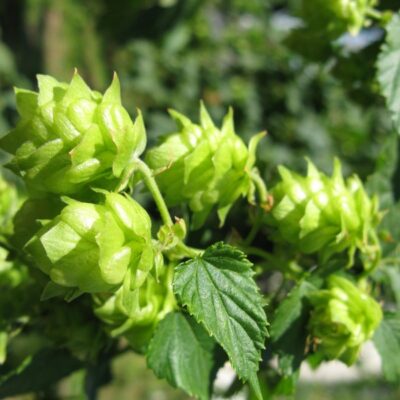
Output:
[
  {"xmin": 93, "ymin": 265, "xmax": 176, "ymax": 351},
  {"xmin": 302, "ymin": 0, "xmax": 378, "ymax": 35},
  {"xmin": 0, "ymin": 72, "xmax": 146, "ymax": 195},
  {"xmin": 146, "ymin": 104, "xmax": 263, "ymax": 228},
  {"xmin": 268, "ymin": 159, "xmax": 381, "ymax": 269},
  {"xmin": 308, "ymin": 275, "xmax": 382, "ymax": 365},
  {"xmin": 25, "ymin": 192, "xmax": 154, "ymax": 294}
]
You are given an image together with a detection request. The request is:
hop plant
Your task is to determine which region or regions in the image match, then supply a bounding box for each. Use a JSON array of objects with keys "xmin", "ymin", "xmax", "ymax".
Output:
[
  {"xmin": 145, "ymin": 104, "xmax": 265, "ymax": 228},
  {"xmin": 0, "ymin": 71, "xmax": 146, "ymax": 195},
  {"xmin": 93, "ymin": 265, "xmax": 176, "ymax": 351},
  {"xmin": 301, "ymin": 0, "xmax": 378, "ymax": 35},
  {"xmin": 25, "ymin": 192, "xmax": 154, "ymax": 294},
  {"xmin": 308, "ymin": 275, "xmax": 382, "ymax": 365},
  {"xmin": 267, "ymin": 159, "xmax": 381, "ymax": 269}
]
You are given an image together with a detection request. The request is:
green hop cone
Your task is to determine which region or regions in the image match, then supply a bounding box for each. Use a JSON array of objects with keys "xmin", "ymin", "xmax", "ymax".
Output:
[
  {"xmin": 145, "ymin": 103, "xmax": 265, "ymax": 228},
  {"xmin": 267, "ymin": 158, "xmax": 381, "ymax": 269},
  {"xmin": 93, "ymin": 264, "xmax": 176, "ymax": 351},
  {"xmin": 308, "ymin": 275, "xmax": 382, "ymax": 365},
  {"xmin": 25, "ymin": 192, "xmax": 154, "ymax": 294},
  {"xmin": 0, "ymin": 71, "xmax": 146, "ymax": 195},
  {"xmin": 302, "ymin": 0, "xmax": 378, "ymax": 36}
]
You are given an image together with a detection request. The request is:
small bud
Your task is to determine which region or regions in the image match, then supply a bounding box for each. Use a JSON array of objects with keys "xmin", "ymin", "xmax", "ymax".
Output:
[{"xmin": 93, "ymin": 265, "xmax": 176, "ymax": 351}]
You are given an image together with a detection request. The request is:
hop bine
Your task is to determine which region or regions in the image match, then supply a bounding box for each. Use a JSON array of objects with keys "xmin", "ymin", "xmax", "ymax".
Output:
[
  {"xmin": 267, "ymin": 159, "xmax": 381, "ymax": 270},
  {"xmin": 145, "ymin": 103, "xmax": 267, "ymax": 228},
  {"xmin": 307, "ymin": 275, "xmax": 382, "ymax": 365},
  {"xmin": 0, "ymin": 71, "xmax": 146, "ymax": 195},
  {"xmin": 25, "ymin": 192, "xmax": 154, "ymax": 294}
]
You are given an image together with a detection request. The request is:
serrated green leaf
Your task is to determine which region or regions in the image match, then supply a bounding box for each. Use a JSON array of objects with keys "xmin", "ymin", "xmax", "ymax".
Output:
[
  {"xmin": 147, "ymin": 312, "xmax": 216, "ymax": 400},
  {"xmin": 173, "ymin": 242, "xmax": 268, "ymax": 389},
  {"xmin": 377, "ymin": 12, "xmax": 400, "ymax": 133},
  {"xmin": 373, "ymin": 312, "xmax": 400, "ymax": 382}
]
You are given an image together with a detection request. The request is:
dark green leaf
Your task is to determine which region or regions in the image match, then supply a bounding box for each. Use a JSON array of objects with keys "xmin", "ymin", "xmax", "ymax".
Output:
[
  {"xmin": 373, "ymin": 312, "xmax": 400, "ymax": 382},
  {"xmin": 270, "ymin": 281, "xmax": 316, "ymax": 342},
  {"xmin": 366, "ymin": 132, "xmax": 397, "ymax": 208},
  {"xmin": 0, "ymin": 348, "xmax": 83, "ymax": 397},
  {"xmin": 173, "ymin": 243, "xmax": 268, "ymax": 393},
  {"xmin": 377, "ymin": 12, "xmax": 400, "ymax": 133},
  {"xmin": 147, "ymin": 312, "xmax": 216, "ymax": 400},
  {"xmin": 270, "ymin": 281, "xmax": 317, "ymax": 375}
]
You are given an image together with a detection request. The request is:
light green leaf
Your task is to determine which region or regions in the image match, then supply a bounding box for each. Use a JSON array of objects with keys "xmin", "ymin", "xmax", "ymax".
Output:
[
  {"xmin": 377, "ymin": 12, "xmax": 400, "ymax": 133},
  {"xmin": 373, "ymin": 312, "xmax": 400, "ymax": 382},
  {"xmin": 173, "ymin": 242, "xmax": 268, "ymax": 390},
  {"xmin": 147, "ymin": 312, "xmax": 216, "ymax": 400}
]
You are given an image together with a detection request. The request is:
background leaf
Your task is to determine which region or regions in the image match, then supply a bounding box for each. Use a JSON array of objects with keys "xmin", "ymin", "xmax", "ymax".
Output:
[
  {"xmin": 373, "ymin": 312, "xmax": 400, "ymax": 382},
  {"xmin": 377, "ymin": 12, "xmax": 400, "ymax": 134},
  {"xmin": 0, "ymin": 348, "xmax": 83, "ymax": 397},
  {"xmin": 270, "ymin": 281, "xmax": 317, "ymax": 374},
  {"xmin": 147, "ymin": 312, "xmax": 216, "ymax": 400}
]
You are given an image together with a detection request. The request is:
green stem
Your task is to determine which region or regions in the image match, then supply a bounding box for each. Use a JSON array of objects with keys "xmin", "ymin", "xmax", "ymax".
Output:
[
  {"xmin": 365, "ymin": 7, "xmax": 383, "ymax": 20},
  {"xmin": 134, "ymin": 159, "xmax": 173, "ymax": 226},
  {"xmin": 244, "ymin": 207, "xmax": 263, "ymax": 246},
  {"xmin": 133, "ymin": 159, "xmax": 202, "ymax": 259},
  {"xmin": 250, "ymin": 168, "xmax": 270, "ymax": 209}
]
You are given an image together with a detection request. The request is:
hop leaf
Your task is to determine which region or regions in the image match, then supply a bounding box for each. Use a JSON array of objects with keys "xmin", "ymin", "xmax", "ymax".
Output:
[
  {"xmin": 308, "ymin": 275, "xmax": 382, "ymax": 365},
  {"xmin": 93, "ymin": 264, "xmax": 176, "ymax": 351},
  {"xmin": 25, "ymin": 192, "xmax": 154, "ymax": 294},
  {"xmin": 267, "ymin": 159, "xmax": 381, "ymax": 270},
  {"xmin": 0, "ymin": 72, "xmax": 146, "ymax": 195},
  {"xmin": 145, "ymin": 104, "xmax": 263, "ymax": 228}
]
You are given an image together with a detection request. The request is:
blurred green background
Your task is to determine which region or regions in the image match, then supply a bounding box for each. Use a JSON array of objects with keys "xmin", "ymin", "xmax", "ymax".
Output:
[{"xmin": 0, "ymin": 0, "xmax": 398, "ymax": 398}]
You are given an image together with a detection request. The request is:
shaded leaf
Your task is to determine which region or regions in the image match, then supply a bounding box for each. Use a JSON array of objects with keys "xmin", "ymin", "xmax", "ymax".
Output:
[{"xmin": 147, "ymin": 312, "xmax": 216, "ymax": 400}]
